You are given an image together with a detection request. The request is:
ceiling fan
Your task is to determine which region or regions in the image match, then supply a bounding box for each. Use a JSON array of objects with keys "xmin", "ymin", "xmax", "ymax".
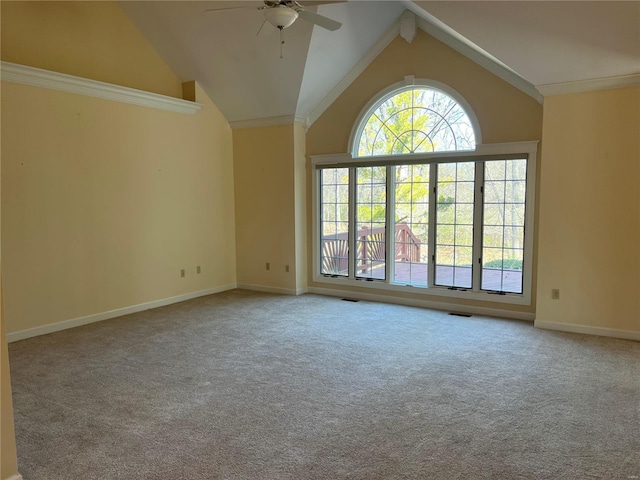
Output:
[{"xmin": 205, "ymin": 1, "xmax": 343, "ymax": 33}]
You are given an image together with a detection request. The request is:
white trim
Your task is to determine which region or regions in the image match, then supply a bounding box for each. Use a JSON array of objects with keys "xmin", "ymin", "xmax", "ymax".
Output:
[
  {"xmin": 236, "ymin": 283, "xmax": 306, "ymax": 296},
  {"xmin": 4, "ymin": 474, "xmax": 24, "ymax": 480},
  {"xmin": 400, "ymin": 10, "xmax": 417, "ymax": 44},
  {"xmin": 0, "ymin": 62, "xmax": 202, "ymax": 115},
  {"xmin": 306, "ymin": 21, "xmax": 401, "ymax": 128},
  {"xmin": 535, "ymin": 320, "xmax": 640, "ymax": 342},
  {"xmin": 308, "ymin": 286, "xmax": 535, "ymax": 322},
  {"xmin": 6, "ymin": 285, "xmax": 236, "ymax": 343},
  {"xmin": 310, "ymin": 152, "xmax": 353, "ymax": 165},
  {"xmin": 312, "ymin": 141, "xmax": 539, "ymax": 167},
  {"xmin": 311, "ymin": 140, "xmax": 538, "ymax": 308},
  {"xmin": 536, "ymin": 74, "xmax": 640, "ymax": 97},
  {"xmin": 398, "ymin": 3, "xmax": 543, "ymax": 104},
  {"xmin": 347, "ymin": 79, "xmax": 484, "ymax": 156},
  {"xmin": 475, "ymin": 141, "xmax": 539, "ymax": 156},
  {"xmin": 229, "ymin": 115, "xmax": 306, "ymax": 129},
  {"xmin": 311, "ymin": 274, "xmax": 531, "ymax": 306}
]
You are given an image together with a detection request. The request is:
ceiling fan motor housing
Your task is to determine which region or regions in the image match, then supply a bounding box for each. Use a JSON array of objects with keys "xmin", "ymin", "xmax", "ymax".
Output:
[{"xmin": 265, "ymin": 5, "xmax": 299, "ymax": 29}]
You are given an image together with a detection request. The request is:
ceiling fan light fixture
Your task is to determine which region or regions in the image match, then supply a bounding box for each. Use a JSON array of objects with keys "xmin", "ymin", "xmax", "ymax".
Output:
[{"xmin": 265, "ymin": 6, "xmax": 299, "ymax": 29}]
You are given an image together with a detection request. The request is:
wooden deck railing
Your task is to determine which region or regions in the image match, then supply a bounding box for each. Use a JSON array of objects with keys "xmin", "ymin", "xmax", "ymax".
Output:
[{"xmin": 322, "ymin": 223, "xmax": 421, "ymax": 275}]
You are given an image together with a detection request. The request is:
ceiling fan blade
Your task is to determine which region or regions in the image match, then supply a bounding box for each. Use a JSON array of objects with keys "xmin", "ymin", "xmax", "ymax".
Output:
[
  {"xmin": 256, "ymin": 18, "xmax": 268, "ymax": 36},
  {"xmin": 297, "ymin": 1, "xmax": 346, "ymax": 5},
  {"xmin": 296, "ymin": 9, "xmax": 342, "ymax": 31}
]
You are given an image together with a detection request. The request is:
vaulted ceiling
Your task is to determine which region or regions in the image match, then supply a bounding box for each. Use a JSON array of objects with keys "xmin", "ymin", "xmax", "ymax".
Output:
[{"xmin": 119, "ymin": 1, "xmax": 640, "ymax": 126}]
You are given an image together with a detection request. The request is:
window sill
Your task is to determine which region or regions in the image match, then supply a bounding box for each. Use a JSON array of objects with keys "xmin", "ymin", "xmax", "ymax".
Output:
[{"xmin": 313, "ymin": 274, "xmax": 531, "ymax": 306}]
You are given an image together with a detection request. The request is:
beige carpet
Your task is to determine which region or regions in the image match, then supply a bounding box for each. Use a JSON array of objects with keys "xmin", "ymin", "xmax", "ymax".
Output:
[{"xmin": 8, "ymin": 289, "xmax": 640, "ymax": 479}]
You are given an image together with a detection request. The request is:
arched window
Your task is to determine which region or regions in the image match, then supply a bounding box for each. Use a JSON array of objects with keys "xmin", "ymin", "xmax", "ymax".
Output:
[
  {"xmin": 353, "ymin": 85, "xmax": 477, "ymax": 157},
  {"xmin": 314, "ymin": 79, "xmax": 536, "ymax": 307}
]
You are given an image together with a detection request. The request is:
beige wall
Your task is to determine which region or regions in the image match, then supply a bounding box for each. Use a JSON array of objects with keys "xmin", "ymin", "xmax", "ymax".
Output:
[
  {"xmin": 306, "ymin": 30, "xmax": 543, "ymax": 315},
  {"xmin": 1, "ymin": 1, "xmax": 183, "ymax": 98},
  {"xmin": 536, "ymin": 87, "xmax": 640, "ymax": 332},
  {"xmin": 233, "ymin": 125, "xmax": 300, "ymax": 293},
  {"xmin": 307, "ymin": 31, "xmax": 542, "ymax": 156},
  {"xmin": 1, "ymin": 2, "xmax": 19, "ymax": 459},
  {"xmin": 1, "ymin": 285, "xmax": 19, "ymax": 480},
  {"xmin": 293, "ymin": 124, "xmax": 308, "ymax": 292},
  {"xmin": 1, "ymin": 80, "xmax": 236, "ymax": 335},
  {"xmin": 1, "ymin": 1, "xmax": 236, "ymax": 336},
  {"xmin": 1, "ymin": 77, "xmax": 19, "ymax": 477},
  {"xmin": 1, "ymin": 3, "xmax": 19, "ymax": 474}
]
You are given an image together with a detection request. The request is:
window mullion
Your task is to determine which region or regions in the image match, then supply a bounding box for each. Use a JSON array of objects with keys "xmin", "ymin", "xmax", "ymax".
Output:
[
  {"xmin": 427, "ymin": 163, "xmax": 437, "ymax": 288},
  {"xmin": 386, "ymin": 166, "xmax": 395, "ymax": 284},
  {"xmin": 471, "ymin": 161, "xmax": 484, "ymax": 292},
  {"xmin": 348, "ymin": 167, "xmax": 356, "ymax": 280}
]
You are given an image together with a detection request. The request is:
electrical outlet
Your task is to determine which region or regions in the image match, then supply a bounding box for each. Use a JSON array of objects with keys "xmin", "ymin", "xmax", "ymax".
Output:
[
  {"xmin": 266, "ymin": 262, "xmax": 270, "ymax": 271},
  {"xmin": 285, "ymin": 265, "xmax": 290, "ymax": 273},
  {"xmin": 180, "ymin": 269, "xmax": 185, "ymax": 278},
  {"xmin": 197, "ymin": 266, "xmax": 201, "ymax": 274},
  {"xmin": 551, "ymin": 289, "xmax": 560, "ymax": 300}
]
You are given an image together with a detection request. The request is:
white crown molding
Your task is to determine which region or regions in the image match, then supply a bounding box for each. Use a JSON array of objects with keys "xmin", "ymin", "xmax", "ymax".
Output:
[
  {"xmin": 535, "ymin": 320, "xmax": 640, "ymax": 342},
  {"xmin": 537, "ymin": 74, "xmax": 640, "ymax": 97},
  {"xmin": 6, "ymin": 285, "xmax": 236, "ymax": 343},
  {"xmin": 400, "ymin": 2, "xmax": 543, "ymax": 105},
  {"xmin": 229, "ymin": 115, "xmax": 307, "ymax": 129},
  {"xmin": 1, "ymin": 62, "xmax": 202, "ymax": 115},
  {"xmin": 306, "ymin": 20, "xmax": 402, "ymax": 128},
  {"xmin": 413, "ymin": 22, "xmax": 543, "ymax": 104}
]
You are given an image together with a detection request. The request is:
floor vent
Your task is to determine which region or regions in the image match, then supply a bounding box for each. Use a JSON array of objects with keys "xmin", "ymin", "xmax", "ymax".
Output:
[
  {"xmin": 342, "ymin": 298, "xmax": 359, "ymax": 302},
  {"xmin": 449, "ymin": 312, "xmax": 472, "ymax": 317}
]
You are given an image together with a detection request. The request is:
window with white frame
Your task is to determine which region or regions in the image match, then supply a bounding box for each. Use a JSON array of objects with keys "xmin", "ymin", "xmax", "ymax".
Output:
[
  {"xmin": 356, "ymin": 85, "xmax": 475, "ymax": 156},
  {"xmin": 315, "ymin": 82, "xmax": 537, "ymax": 305}
]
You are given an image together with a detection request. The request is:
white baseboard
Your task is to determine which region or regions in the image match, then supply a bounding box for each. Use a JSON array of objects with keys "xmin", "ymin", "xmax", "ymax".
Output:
[
  {"xmin": 4, "ymin": 474, "xmax": 23, "ymax": 480},
  {"xmin": 236, "ymin": 283, "xmax": 307, "ymax": 296},
  {"xmin": 307, "ymin": 286, "xmax": 535, "ymax": 321},
  {"xmin": 7, "ymin": 284, "xmax": 237, "ymax": 343},
  {"xmin": 534, "ymin": 320, "xmax": 640, "ymax": 341}
]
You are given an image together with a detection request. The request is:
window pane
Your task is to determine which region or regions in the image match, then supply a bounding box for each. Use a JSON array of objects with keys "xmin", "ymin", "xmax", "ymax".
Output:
[
  {"xmin": 457, "ymin": 181, "xmax": 475, "ymax": 203},
  {"xmin": 505, "ymin": 181, "xmax": 527, "ymax": 204},
  {"xmin": 457, "ymin": 162, "xmax": 475, "ymax": 181},
  {"xmin": 356, "ymin": 87, "xmax": 476, "ymax": 157},
  {"xmin": 435, "ymin": 162, "xmax": 475, "ymax": 288},
  {"xmin": 411, "ymin": 203, "xmax": 428, "ymax": 222},
  {"xmin": 357, "ymin": 184, "xmax": 371, "ymax": 203},
  {"xmin": 484, "ymin": 204, "xmax": 505, "ymax": 225},
  {"xmin": 455, "ymin": 203, "xmax": 474, "ymax": 226},
  {"xmin": 393, "ymin": 164, "xmax": 429, "ymax": 286},
  {"xmin": 356, "ymin": 167, "xmax": 386, "ymax": 280},
  {"xmin": 484, "ymin": 181, "xmax": 506, "ymax": 204},
  {"xmin": 481, "ymin": 159, "xmax": 526, "ymax": 293},
  {"xmin": 322, "ymin": 185, "xmax": 336, "ymax": 203},
  {"xmin": 320, "ymin": 168, "xmax": 350, "ymax": 276},
  {"xmin": 483, "ymin": 226, "xmax": 504, "ymax": 248},
  {"xmin": 509, "ymin": 160, "xmax": 527, "ymax": 180},
  {"xmin": 436, "ymin": 245, "xmax": 454, "ymax": 265},
  {"xmin": 322, "ymin": 168, "xmax": 337, "ymax": 184},
  {"xmin": 438, "ymin": 163, "xmax": 456, "ymax": 179},
  {"xmin": 485, "ymin": 161, "xmax": 505, "ymax": 181},
  {"xmin": 455, "ymin": 225, "xmax": 473, "ymax": 246},
  {"xmin": 395, "ymin": 202, "xmax": 411, "ymax": 221},
  {"xmin": 337, "ymin": 185, "xmax": 349, "ymax": 203}
]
